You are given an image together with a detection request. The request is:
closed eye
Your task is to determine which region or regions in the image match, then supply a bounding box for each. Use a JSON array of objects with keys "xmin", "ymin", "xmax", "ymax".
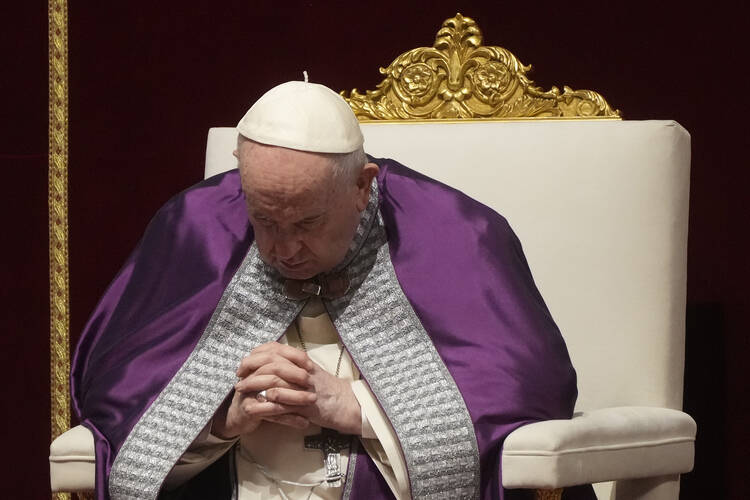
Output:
[
  {"xmin": 297, "ymin": 215, "xmax": 323, "ymax": 228},
  {"xmin": 253, "ymin": 216, "xmax": 275, "ymax": 228}
]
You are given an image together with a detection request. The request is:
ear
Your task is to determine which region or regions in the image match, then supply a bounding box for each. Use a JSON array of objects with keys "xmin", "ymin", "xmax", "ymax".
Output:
[
  {"xmin": 232, "ymin": 149, "xmax": 239, "ymax": 159},
  {"xmin": 355, "ymin": 162, "xmax": 379, "ymax": 211}
]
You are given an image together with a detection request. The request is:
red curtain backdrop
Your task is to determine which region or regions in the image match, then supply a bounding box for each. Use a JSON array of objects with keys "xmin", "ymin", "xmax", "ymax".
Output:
[{"xmin": 2, "ymin": 1, "xmax": 748, "ymax": 498}]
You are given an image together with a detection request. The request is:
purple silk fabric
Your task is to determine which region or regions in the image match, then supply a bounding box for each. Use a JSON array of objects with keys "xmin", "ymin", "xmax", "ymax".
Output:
[
  {"xmin": 72, "ymin": 158, "xmax": 581, "ymax": 499},
  {"xmin": 71, "ymin": 171, "xmax": 253, "ymax": 499}
]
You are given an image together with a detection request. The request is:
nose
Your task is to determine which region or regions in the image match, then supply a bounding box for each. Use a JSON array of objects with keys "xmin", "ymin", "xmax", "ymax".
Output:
[{"xmin": 272, "ymin": 230, "xmax": 303, "ymax": 261}]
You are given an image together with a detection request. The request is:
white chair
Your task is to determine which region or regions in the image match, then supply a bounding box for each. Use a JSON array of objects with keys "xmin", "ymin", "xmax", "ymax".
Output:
[{"xmin": 51, "ymin": 14, "xmax": 695, "ymax": 499}]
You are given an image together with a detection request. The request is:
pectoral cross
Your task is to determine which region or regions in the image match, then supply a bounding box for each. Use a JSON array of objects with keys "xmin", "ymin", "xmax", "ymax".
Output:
[{"xmin": 304, "ymin": 427, "xmax": 351, "ymax": 487}]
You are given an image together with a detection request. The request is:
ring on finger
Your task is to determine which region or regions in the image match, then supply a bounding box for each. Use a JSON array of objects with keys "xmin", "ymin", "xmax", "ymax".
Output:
[{"xmin": 256, "ymin": 389, "xmax": 268, "ymax": 403}]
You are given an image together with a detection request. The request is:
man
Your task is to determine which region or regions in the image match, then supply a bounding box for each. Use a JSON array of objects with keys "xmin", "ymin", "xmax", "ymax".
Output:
[{"xmin": 72, "ymin": 81, "xmax": 584, "ymax": 499}]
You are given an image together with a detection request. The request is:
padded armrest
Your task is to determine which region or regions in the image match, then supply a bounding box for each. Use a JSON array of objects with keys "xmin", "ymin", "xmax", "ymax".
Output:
[
  {"xmin": 53, "ymin": 408, "xmax": 696, "ymax": 492},
  {"xmin": 501, "ymin": 407, "xmax": 696, "ymax": 489},
  {"xmin": 50, "ymin": 424, "xmax": 95, "ymax": 492}
]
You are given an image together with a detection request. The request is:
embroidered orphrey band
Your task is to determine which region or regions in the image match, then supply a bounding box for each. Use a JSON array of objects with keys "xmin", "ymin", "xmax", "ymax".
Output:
[
  {"xmin": 110, "ymin": 181, "xmax": 479, "ymax": 498},
  {"xmin": 109, "ymin": 242, "xmax": 305, "ymax": 498},
  {"xmin": 109, "ymin": 183, "xmax": 377, "ymax": 498},
  {"xmin": 327, "ymin": 212, "xmax": 480, "ymax": 499}
]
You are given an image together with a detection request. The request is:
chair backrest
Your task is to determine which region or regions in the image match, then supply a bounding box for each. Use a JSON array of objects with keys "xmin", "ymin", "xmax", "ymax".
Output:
[{"xmin": 205, "ymin": 119, "xmax": 690, "ymax": 413}]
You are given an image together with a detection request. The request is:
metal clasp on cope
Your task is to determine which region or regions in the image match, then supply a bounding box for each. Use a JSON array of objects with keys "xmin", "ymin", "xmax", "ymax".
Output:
[{"xmin": 301, "ymin": 282, "xmax": 322, "ymax": 296}]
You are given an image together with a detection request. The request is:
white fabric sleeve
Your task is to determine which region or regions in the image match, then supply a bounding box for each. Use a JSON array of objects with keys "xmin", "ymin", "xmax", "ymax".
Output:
[
  {"xmin": 162, "ymin": 419, "xmax": 238, "ymax": 490},
  {"xmin": 351, "ymin": 380, "xmax": 411, "ymax": 500},
  {"xmin": 360, "ymin": 396, "xmax": 377, "ymax": 440}
]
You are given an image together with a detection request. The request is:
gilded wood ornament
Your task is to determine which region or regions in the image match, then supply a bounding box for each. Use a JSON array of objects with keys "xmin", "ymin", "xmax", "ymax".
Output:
[
  {"xmin": 344, "ymin": 13, "xmax": 619, "ymax": 120},
  {"xmin": 535, "ymin": 488, "xmax": 564, "ymax": 500},
  {"xmin": 49, "ymin": 0, "xmax": 71, "ymax": 499}
]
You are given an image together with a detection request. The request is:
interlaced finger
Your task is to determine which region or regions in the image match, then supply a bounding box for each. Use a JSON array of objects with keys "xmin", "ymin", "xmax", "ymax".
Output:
[
  {"xmin": 239, "ymin": 398, "xmax": 308, "ymax": 419},
  {"xmin": 237, "ymin": 343, "xmax": 313, "ymax": 377},
  {"xmin": 258, "ymin": 387, "xmax": 317, "ymax": 406},
  {"xmin": 235, "ymin": 373, "xmax": 309, "ymax": 393}
]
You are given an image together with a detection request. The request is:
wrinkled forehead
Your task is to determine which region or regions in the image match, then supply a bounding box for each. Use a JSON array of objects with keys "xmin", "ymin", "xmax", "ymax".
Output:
[{"xmin": 238, "ymin": 141, "xmax": 337, "ymax": 209}]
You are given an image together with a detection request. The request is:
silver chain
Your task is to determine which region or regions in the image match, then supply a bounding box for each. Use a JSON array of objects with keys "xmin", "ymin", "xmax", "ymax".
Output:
[{"xmin": 294, "ymin": 314, "xmax": 345, "ymax": 378}]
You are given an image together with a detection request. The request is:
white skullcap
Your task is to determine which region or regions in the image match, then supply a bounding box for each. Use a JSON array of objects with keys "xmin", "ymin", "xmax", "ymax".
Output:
[{"xmin": 236, "ymin": 81, "xmax": 364, "ymax": 153}]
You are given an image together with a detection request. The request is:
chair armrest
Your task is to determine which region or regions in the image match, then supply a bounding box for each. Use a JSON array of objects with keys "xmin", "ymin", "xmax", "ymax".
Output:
[
  {"xmin": 501, "ymin": 407, "xmax": 696, "ymax": 489},
  {"xmin": 51, "ymin": 408, "xmax": 697, "ymax": 492},
  {"xmin": 50, "ymin": 424, "xmax": 95, "ymax": 492}
]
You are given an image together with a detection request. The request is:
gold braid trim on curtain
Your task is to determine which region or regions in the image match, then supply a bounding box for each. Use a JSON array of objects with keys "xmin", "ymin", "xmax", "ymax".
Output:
[{"xmin": 49, "ymin": 0, "xmax": 71, "ymax": 499}]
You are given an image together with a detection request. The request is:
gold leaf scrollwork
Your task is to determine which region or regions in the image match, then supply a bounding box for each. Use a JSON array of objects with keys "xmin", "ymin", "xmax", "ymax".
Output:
[{"xmin": 343, "ymin": 13, "xmax": 620, "ymax": 120}]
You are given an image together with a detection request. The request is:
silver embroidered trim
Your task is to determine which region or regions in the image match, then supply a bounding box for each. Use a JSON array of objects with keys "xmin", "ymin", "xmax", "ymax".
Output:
[
  {"xmin": 341, "ymin": 439, "xmax": 358, "ymax": 500},
  {"xmin": 109, "ymin": 182, "xmax": 379, "ymax": 499},
  {"xmin": 109, "ymin": 179, "xmax": 479, "ymax": 499},
  {"xmin": 109, "ymin": 243, "xmax": 306, "ymax": 499},
  {"xmin": 326, "ymin": 204, "xmax": 480, "ymax": 499}
]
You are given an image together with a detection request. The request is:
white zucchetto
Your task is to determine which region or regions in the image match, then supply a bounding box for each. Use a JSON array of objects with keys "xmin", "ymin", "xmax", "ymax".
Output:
[{"xmin": 236, "ymin": 81, "xmax": 364, "ymax": 153}]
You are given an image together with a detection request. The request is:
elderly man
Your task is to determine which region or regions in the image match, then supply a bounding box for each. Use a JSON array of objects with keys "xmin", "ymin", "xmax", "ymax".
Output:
[{"xmin": 72, "ymin": 81, "xmax": 583, "ymax": 500}]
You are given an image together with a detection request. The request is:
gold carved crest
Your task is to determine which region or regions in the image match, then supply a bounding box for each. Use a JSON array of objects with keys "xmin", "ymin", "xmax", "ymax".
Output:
[{"xmin": 343, "ymin": 14, "xmax": 620, "ymax": 120}]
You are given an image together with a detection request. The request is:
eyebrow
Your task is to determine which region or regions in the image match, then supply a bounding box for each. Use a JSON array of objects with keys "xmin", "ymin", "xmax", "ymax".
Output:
[
  {"xmin": 295, "ymin": 213, "xmax": 327, "ymax": 226},
  {"xmin": 249, "ymin": 210, "xmax": 326, "ymax": 223}
]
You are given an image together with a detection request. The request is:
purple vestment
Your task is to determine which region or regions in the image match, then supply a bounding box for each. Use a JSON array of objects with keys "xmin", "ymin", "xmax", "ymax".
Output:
[{"xmin": 72, "ymin": 158, "xmax": 585, "ymax": 499}]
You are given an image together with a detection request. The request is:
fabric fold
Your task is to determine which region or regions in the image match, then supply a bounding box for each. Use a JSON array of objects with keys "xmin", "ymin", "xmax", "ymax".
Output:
[{"xmin": 72, "ymin": 158, "xmax": 582, "ymax": 500}]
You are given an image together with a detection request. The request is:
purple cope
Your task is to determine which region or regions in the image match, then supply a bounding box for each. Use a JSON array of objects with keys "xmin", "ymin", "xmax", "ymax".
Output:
[{"xmin": 72, "ymin": 158, "xmax": 587, "ymax": 499}]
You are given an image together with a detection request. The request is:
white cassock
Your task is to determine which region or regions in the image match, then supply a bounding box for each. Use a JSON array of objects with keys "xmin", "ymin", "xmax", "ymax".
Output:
[{"xmin": 164, "ymin": 298, "xmax": 411, "ymax": 499}]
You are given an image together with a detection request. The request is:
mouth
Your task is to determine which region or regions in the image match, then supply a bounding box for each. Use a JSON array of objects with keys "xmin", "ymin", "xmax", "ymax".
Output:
[
  {"xmin": 277, "ymin": 259, "xmax": 308, "ymax": 273},
  {"xmin": 276, "ymin": 260, "xmax": 308, "ymax": 277}
]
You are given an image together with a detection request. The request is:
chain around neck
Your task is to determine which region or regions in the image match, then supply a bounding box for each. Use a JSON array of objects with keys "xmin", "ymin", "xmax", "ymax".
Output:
[{"xmin": 294, "ymin": 312, "xmax": 345, "ymax": 378}]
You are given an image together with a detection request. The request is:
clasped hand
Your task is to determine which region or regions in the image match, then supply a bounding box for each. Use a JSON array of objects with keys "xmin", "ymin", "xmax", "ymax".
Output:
[{"xmin": 213, "ymin": 342, "xmax": 361, "ymax": 439}]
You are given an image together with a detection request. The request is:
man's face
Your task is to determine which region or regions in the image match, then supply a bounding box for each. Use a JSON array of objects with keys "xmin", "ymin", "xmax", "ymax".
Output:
[{"xmin": 238, "ymin": 141, "xmax": 376, "ymax": 280}]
